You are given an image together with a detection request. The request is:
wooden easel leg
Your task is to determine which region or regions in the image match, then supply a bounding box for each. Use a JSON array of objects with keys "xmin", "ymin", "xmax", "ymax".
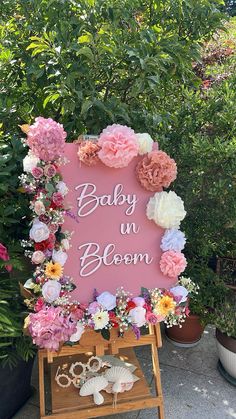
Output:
[
  {"xmin": 38, "ymin": 352, "xmax": 46, "ymax": 418},
  {"xmin": 149, "ymin": 324, "xmax": 164, "ymax": 419}
]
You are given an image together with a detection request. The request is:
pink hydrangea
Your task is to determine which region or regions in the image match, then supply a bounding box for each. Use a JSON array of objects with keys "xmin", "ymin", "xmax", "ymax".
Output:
[
  {"xmin": 28, "ymin": 306, "xmax": 76, "ymax": 351},
  {"xmin": 98, "ymin": 124, "xmax": 139, "ymax": 168},
  {"xmin": 27, "ymin": 117, "xmax": 67, "ymax": 162},
  {"xmin": 160, "ymin": 250, "xmax": 187, "ymax": 278}
]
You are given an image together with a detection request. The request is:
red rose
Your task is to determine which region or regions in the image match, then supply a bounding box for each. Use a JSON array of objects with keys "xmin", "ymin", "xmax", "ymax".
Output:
[{"xmin": 126, "ymin": 301, "xmax": 136, "ymax": 312}]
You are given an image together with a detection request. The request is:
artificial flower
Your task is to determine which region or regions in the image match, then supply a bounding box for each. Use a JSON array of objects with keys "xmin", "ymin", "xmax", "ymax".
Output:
[
  {"xmin": 136, "ymin": 133, "xmax": 154, "ymax": 155},
  {"xmin": 126, "ymin": 300, "xmax": 136, "ymax": 312},
  {"xmin": 34, "ymin": 297, "xmax": 45, "ymax": 312},
  {"xmin": 170, "ymin": 285, "xmax": 188, "ymax": 304},
  {"xmin": 34, "ymin": 234, "xmax": 55, "ymax": 251},
  {"xmin": 70, "ymin": 307, "xmax": 85, "ymax": 321},
  {"xmin": 45, "ymin": 261, "xmax": 63, "ymax": 280},
  {"xmin": 26, "ymin": 117, "xmax": 67, "ymax": 162},
  {"xmin": 44, "ymin": 164, "xmax": 57, "ymax": 178},
  {"xmin": 31, "ymin": 250, "xmax": 45, "ymax": 264},
  {"xmin": 77, "ymin": 140, "xmax": 101, "ymax": 166},
  {"xmin": 146, "ymin": 191, "xmax": 186, "ymax": 229},
  {"xmin": 132, "ymin": 297, "xmax": 146, "ymax": 307},
  {"xmin": 96, "ymin": 291, "xmax": 116, "ymax": 310},
  {"xmin": 0, "ymin": 243, "xmax": 10, "ymax": 262},
  {"xmin": 61, "ymin": 238, "xmax": 70, "ymax": 250},
  {"xmin": 136, "ymin": 150, "xmax": 177, "ymax": 192},
  {"xmin": 98, "ymin": 124, "xmax": 139, "ymax": 168},
  {"xmin": 155, "ymin": 295, "xmax": 176, "ymax": 317},
  {"xmin": 28, "ymin": 306, "xmax": 76, "ymax": 351},
  {"xmin": 160, "ymin": 250, "xmax": 187, "ymax": 278},
  {"xmin": 128, "ymin": 306, "xmax": 146, "ymax": 327},
  {"xmin": 29, "ymin": 219, "xmax": 50, "ymax": 243},
  {"xmin": 69, "ymin": 322, "xmax": 85, "ymax": 342},
  {"xmin": 52, "ymin": 249, "xmax": 68, "ymax": 266},
  {"xmin": 24, "ymin": 278, "xmax": 35, "ymax": 289},
  {"xmin": 34, "ymin": 201, "xmax": 46, "ymax": 216},
  {"xmin": 52, "ymin": 192, "xmax": 63, "ymax": 207},
  {"xmin": 42, "ymin": 280, "xmax": 61, "ymax": 303},
  {"xmin": 23, "ymin": 153, "xmax": 40, "ymax": 173},
  {"xmin": 145, "ymin": 311, "xmax": 159, "ymax": 324},
  {"xmin": 160, "ymin": 228, "xmax": 186, "ymax": 252},
  {"xmin": 32, "ymin": 166, "xmax": 44, "ymax": 179},
  {"xmin": 88, "ymin": 301, "xmax": 101, "ymax": 315},
  {"xmin": 92, "ymin": 310, "xmax": 110, "ymax": 330},
  {"xmin": 56, "ymin": 181, "xmax": 69, "ymax": 197}
]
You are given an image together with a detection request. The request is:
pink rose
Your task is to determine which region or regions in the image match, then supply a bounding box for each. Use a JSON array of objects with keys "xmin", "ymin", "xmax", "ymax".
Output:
[
  {"xmin": 49, "ymin": 224, "xmax": 59, "ymax": 233},
  {"xmin": 145, "ymin": 311, "xmax": 158, "ymax": 324},
  {"xmin": 128, "ymin": 306, "xmax": 146, "ymax": 327},
  {"xmin": 34, "ymin": 297, "xmax": 45, "ymax": 312},
  {"xmin": 160, "ymin": 250, "xmax": 187, "ymax": 278},
  {"xmin": 88, "ymin": 301, "xmax": 101, "ymax": 315},
  {"xmin": 98, "ymin": 124, "xmax": 139, "ymax": 168},
  {"xmin": 52, "ymin": 192, "xmax": 63, "ymax": 206},
  {"xmin": 44, "ymin": 164, "xmax": 57, "ymax": 178},
  {"xmin": 34, "ymin": 201, "xmax": 45, "ymax": 216},
  {"xmin": 0, "ymin": 243, "xmax": 12, "ymax": 272},
  {"xmin": 132, "ymin": 297, "xmax": 146, "ymax": 307},
  {"xmin": 32, "ymin": 250, "xmax": 45, "ymax": 264},
  {"xmin": 32, "ymin": 166, "xmax": 44, "ymax": 179},
  {"xmin": 70, "ymin": 308, "xmax": 84, "ymax": 321},
  {"xmin": 96, "ymin": 291, "xmax": 116, "ymax": 310},
  {"xmin": 42, "ymin": 280, "xmax": 61, "ymax": 303}
]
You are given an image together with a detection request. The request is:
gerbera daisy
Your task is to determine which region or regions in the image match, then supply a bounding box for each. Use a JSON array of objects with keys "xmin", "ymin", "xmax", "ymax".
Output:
[
  {"xmin": 155, "ymin": 295, "xmax": 176, "ymax": 317},
  {"xmin": 45, "ymin": 261, "xmax": 63, "ymax": 280},
  {"xmin": 92, "ymin": 310, "xmax": 109, "ymax": 330}
]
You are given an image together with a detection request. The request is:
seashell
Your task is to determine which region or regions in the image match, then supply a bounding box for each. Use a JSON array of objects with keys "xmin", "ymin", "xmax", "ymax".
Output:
[
  {"xmin": 104, "ymin": 366, "xmax": 134, "ymax": 393},
  {"xmin": 79, "ymin": 376, "xmax": 108, "ymax": 405}
]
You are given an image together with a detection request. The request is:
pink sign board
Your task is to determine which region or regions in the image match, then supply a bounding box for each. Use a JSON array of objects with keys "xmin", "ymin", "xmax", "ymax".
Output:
[{"xmin": 61, "ymin": 144, "xmax": 176, "ymax": 303}]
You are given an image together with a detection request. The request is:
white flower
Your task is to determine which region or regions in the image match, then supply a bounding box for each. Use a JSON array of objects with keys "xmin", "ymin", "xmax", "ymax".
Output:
[
  {"xmin": 24, "ymin": 278, "xmax": 35, "ymax": 289},
  {"xmin": 92, "ymin": 310, "xmax": 109, "ymax": 330},
  {"xmin": 29, "ymin": 219, "xmax": 50, "ymax": 243},
  {"xmin": 146, "ymin": 191, "xmax": 186, "ymax": 229},
  {"xmin": 96, "ymin": 291, "xmax": 116, "ymax": 310},
  {"xmin": 136, "ymin": 133, "xmax": 154, "ymax": 155},
  {"xmin": 128, "ymin": 306, "xmax": 146, "ymax": 327},
  {"xmin": 56, "ymin": 181, "xmax": 69, "ymax": 197},
  {"xmin": 160, "ymin": 228, "xmax": 186, "ymax": 252},
  {"xmin": 23, "ymin": 153, "xmax": 40, "ymax": 172},
  {"xmin": 52, "ymin": 249, "xmax": 68, "ymax": 266},
  {"xmin": 42, "ymin": 280, "xmax": 61, "ymax": 303},
  {"xmin": 170, "ymin": 285, "xmax": 188, "ymax": 303},
  {"xmin": 61, "ymin": 238, "xmax": 70, "ymax": 251},
  {"xmin": 69, "ymin": 322, "xmax": 85, "ymax": 342},
  {"xmin": 31, "ymin": 250, "xmax": 45, "ymax": 264}
]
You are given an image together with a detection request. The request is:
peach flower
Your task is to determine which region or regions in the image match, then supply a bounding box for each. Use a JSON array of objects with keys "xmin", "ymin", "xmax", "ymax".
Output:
[
  {"xmin": 98, "ymin": 124, "xmax": 138, "ymax": 168},
  {"xmin": 77, "ymin": 141, "xmax": 100, "ymax": 166},
  {"xmin": 160, "ymin": 250, "xmax": 187, "ymax": 278},
  {"xmin": 136, "ymin": 150, "xmax": 177, "ymax": 192}
]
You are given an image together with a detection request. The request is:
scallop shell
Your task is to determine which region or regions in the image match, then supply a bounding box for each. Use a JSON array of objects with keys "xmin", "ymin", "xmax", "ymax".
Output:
[
  {"xmin": 79, "ymin": 376, "xmax": 108, "ymax": 405},
  {"xmin": 104, "ymin": 366, "xmax": 134, "ymax": 393}
]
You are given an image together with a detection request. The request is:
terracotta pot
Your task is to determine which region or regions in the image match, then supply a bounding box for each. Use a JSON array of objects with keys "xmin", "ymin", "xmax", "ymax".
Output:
[
  {"xmin": 216, "ymin": 328, "xmax": 236, "ymax": 379},
  {"xmin": 165, "ymin": 315, "xmax": 204, "ymax": 347}
]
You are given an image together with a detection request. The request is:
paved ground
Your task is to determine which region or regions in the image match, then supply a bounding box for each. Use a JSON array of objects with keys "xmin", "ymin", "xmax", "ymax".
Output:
[{"xmin": 14, "ymin": 325, "xmax": 236, "ymax": 419}]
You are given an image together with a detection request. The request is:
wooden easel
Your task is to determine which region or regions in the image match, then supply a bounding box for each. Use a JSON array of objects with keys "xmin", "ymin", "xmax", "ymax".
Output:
[{"xmin": 38, "ymin": 323, "xmax": 164, "ymax": 418}]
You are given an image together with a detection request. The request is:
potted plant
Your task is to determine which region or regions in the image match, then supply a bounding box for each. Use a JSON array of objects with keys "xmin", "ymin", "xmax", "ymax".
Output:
[{"xmin": 214, "ymin": 294, "xmax": 236, "ymax": 384}]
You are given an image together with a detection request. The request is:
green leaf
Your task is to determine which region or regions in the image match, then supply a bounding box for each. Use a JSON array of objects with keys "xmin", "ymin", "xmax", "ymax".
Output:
[
  {"xmin": 78, "ymin": 34, "xmax": 93, "ymax": 44},
  {"xmin": 101, "ymin": 328, "xmax": 110, "ymax": 341},
  {"xmin": 77, "ymin": 47, "xmax": 94, "ymax": 61},
  {"xmin": 81, "ymin": 100, "xmax": 93, "ymax": 116}
]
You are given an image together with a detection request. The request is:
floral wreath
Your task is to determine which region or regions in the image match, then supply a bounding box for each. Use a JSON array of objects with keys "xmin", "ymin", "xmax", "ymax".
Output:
[{"xmin": 20, "ymin": 118, "xmax": 198, "ymax": 352}]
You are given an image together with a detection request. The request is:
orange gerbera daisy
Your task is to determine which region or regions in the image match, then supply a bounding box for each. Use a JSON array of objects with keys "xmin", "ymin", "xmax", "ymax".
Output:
[
  {"xmin": 155, "ymin": 295, "xmax": 176, "ymax": 317},
  {"xmin": 45, "ymin": 261, "xmax": 63, "ymax": 280}
]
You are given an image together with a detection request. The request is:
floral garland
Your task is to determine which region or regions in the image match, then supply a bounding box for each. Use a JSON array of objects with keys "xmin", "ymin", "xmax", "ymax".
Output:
[{"xmin": 20, "ymin": 117, "xmax": 197, "ymax": 352}]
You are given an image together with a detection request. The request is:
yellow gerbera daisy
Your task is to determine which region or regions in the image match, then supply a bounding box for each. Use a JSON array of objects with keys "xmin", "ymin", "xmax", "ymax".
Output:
[
  {"xmin": 155, "ymin": 295, "xmax": 176, "ymax": 317},
  {"xmin": 45, "ymin": 261, "xmax": 63, "ymax": 280}
]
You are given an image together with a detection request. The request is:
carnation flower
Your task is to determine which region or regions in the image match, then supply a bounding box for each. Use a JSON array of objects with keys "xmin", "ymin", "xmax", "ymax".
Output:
[
  {"xmin": 96, "ymin": 291, "xmax": 116, "ymax": 310},
  {"xmin": 136, "ymin": 151, "xmax": 177, "ymax": 192},
  {"xmin": 154, "ymin": 295, "xmax": 176, "ymax": 317},
  {"xmin": 23, "ymin": 153, "xmax": 40, "ymax": 172},
  {"xmin": 32, "ymin": 250, "xmax": 45, "ymax": 264},
  {"xmin": 42, "ymin": 280, "xmax": 61, "ymax": 303},
  {"xmin": 146, "ymin": 191, "xmax": 186, "ymax": 229},
  {"xmin": 27, "ymin": 117, "xmax": 67, "ymax": 162},
  {"xmin": 128, "ymin": 306, "xmax": 146, "ymax": 327},
  {"xmin": 170, "ymin": 285, "xmax": 188, "ymax": 304},
  {"xmin": 92, "ymin": 310, "xmax": 109, "ymax": 330},
  {"xmin": 32, "ymin": 166, "xmax": 44, "ymax": 179},
  {"xmin": 52, "ymin": 249, "xmax": 68, "ymax": 266},
  {"xmin": 45, "ymin": 261, "xmax": 63, "ymax": 280},
  {"xmin": 160, "ymin": 250, "xmax": 187, "ymax": 278},
  {"xmin": 77, "ymin": 141, "xmax": 101, "ymax": 166},
  {"xmin": 44, "ymin": 164, "xmax": 57, "ymax": 178},
  {"xmin": 56, "ymin": 181, "xmax": 69, "ymax": 197},
  {"xmin": 98, "ymin": 124, "xmax": 139, "ymax": 168},
  {"xmin": 30, "ymin": 219, "xmax": 50, "ymax": 243},
  {"xmin": 136, "ymin": 133, "xmax": 154, "ymax": 155},
  {"xmin": 28, "ymin": 306, "xmax": 76, "ymax": 351},
  {"xmin": 69, "ymin": 322, "xmax": 85, "ymax": 342},
  {"xmin": 34, "ymin": 201, "xmax": 46, "ymax": 216},
  {"xmin": 160, "ymin": 228, "xmax": 186, "ymax": 252}
]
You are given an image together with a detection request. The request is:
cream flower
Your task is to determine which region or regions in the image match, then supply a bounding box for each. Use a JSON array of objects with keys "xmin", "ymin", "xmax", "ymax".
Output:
[
  {"xmin": 92, "ymin": 310, "xmax": 109, "ymax": 330},
  {"xmin": 61, "ymin": 238, "xmax": 70, "ymax": 251},
  {"xmin": 146, "ymin": 191, "xmax": 186, "ymax": 229},
  {"xmin": 69, "ymin": 322, "xmax": 85, "ymax": 342},
  {"xmin": 56, "ymin": 181, "xmax": 69, "ymax": 197},
  {"xmin": 31, "ymin": 250, "xmax": 45, "ymax": 264},
  {"xmin": 52, "ymin": 249, "xmax": 68, "ymax": 266},
  {"xmin": 136, "ymin": 133, "xmax": 154, "ymax": 155},
  {"xmin": 23, "ymin": 153, "xmax": 40, "ymax": 172},
  {"xmin": 29, "ymin": 219, "xmax": 50, "ymax": 243},
  {"xmin": 42, "ymin": 280, "xmax": 61, "ymax": 303}
]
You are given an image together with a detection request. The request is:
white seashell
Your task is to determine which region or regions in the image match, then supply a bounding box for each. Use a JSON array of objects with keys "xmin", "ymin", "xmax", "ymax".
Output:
[
  {"xmin": 79, "ymin": 376, "xmax": 108, "ymax": 405},
  {"xmin": 104, "ymin": 366, "xmax": 134, "ymax": 393}
]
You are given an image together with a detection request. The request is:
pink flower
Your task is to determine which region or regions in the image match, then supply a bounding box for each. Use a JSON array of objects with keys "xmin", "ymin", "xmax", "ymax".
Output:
[
  {"xmin": 128, "ymin": 306, "xmax": 146, "ymax": 327},
  {"xmin": 98, "ymin": 124, "xmax": 139, "ymax": 168},
  {"xmin": 132, "ymin": 297, "xmax": 146, "ymax": 307},
  {"xmin": 70, "ymin": 308, "xmax": 84, "ymax": 322},
  {"xmin": 160, "ymin": 250, "xmax": 187, "ymax": 278},
  {"xmin": 136, "ymin": 151, "xmax": 177, "ymax": 192},
  {"xmin": 77, "ymin": 141, "xmax": 101, "ymax": 166},
  {"xmin": 52, "ymin": 192, "xmax": 63, "ymax": 206},
  {"xmin": 32, "ymin": 166, "xmax": 44, "ymax": 179},
  {"xmin": 32, "ymin": 250, "xmax": 45, "ymax": 264},
  {"xmin": 28, "ymin": 306, "xmax": 76, "ymax": 351},
  {"xmin": 185, "ymin": 306, "xmax": 190, "ymax": 316},
  {"xmin": 145, "ymin": 311, "xmax": 158, "ymax": 324},
  {"xmin": 44, "ymin": 164, "xmax": 57, "ymax": 178},
  {"xmin": 27, "ymin": 117, "xmax": 67, "ymax": 162},
  {"xmin": 34, "ymin": 297, "xmax": 45, "ymax": 312},
  {"xmin": 34, "ymin": 201, "xmax": 45, "ymax": 216},
  {"xmin": 42, "ymin": 280, "xmax": 61, "ymax": 303},
  {"xmin": 88, "ymin": 301, "xmax": 101, "ymax": 315},
  {"xmin": 96, "ymin": 291, "xmax": 116, "ymax": 310},
  {"xmin": 0, "ymin": 243, "xmax": 12, "ymax": 272}
]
